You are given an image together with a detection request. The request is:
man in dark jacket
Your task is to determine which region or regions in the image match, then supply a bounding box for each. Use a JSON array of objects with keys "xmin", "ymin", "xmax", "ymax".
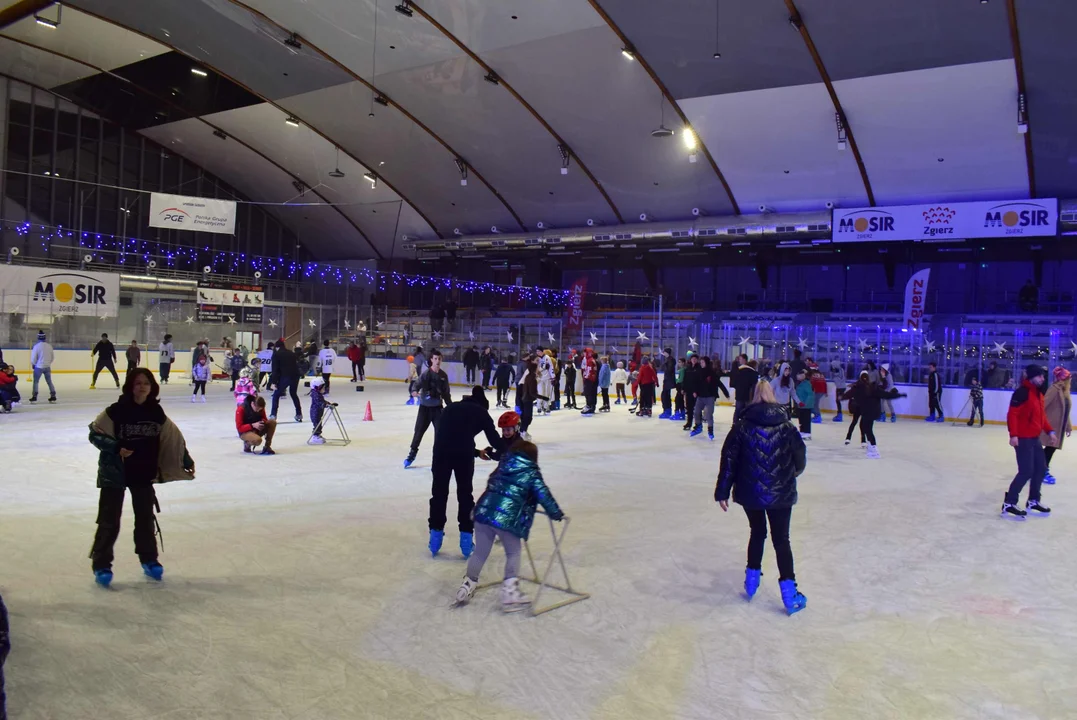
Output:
[
  {"xmin": 660, "ymin": 348, "xmax": 677, "ymax": 418},
  {"xmin": 681, "ymin": 353, "xmax": 702, "ymax": 430},
  {"xmin": 270, "ymin": 340, "xmax": 303, "ymax": 421},
  {"xmin": 730, "ymin": 354, "xmax": 759, "ymax": 421},
  {"xmin": 925, "ymin": 362, "xmax": 944, "ymax": 422},
  {"xmin": 125, "ymin": 340, "xmax": 141, "ymax": 375},
  {"xmin": 788, "ymin": 349, "xmax": 806, "ymax": 383},
  {"xmin": 479, "ymin": 347, "xmax": 495, "ymax": 388},
  {"xmin": 428, "ymin": 386, "xmax": 504, "ymax": 558},
  {"xmin": 406, "ymin": 349, "xmax": 451, "ymax": 468},
  {"xmin": 91, "ymin": 333, "xmax": 119, "ymax": 389},
  {"xmin": 463, "ymin": 346, "xmax": 480, "ymax": 385},
  {"xmin": 1001, "ymin": 364, "xmax": 1055, "ymax": 519}
]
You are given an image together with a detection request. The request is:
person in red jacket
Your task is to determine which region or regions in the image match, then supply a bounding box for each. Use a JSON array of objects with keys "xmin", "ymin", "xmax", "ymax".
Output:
[
  {"xmin": 236, "ymin": 395, "xmax": 277, "ymax": 455},
  {"xmin": 636, "ymin": 357, "xmax": 659, "ymax": 417},
  {"xmin": 346, "ymin": 342, "xmax": 362, "ymax": 382},
  {"xmin": 1001, "ymin": 364, "xmax": 1056, "ymax": 519},
  {"xmin": 580, "ymin": 347, "xmax": 598, "ymax": 415}
]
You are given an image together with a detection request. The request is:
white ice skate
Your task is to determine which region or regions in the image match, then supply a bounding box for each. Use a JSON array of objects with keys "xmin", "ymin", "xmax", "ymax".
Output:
[
  {"xmin": 521, "ymin": 431, "xmax": 532, "ymax": 442},
  {"xmin": 200, "ymin": 395, "xmax": 206, "ymax": 403},
  {"xmin": 866, "ymin": 444, "xmax": 880, "ymax": 459},
  {"xmin": 500, "ymin": 577, "xmax": 531, "ymax": 613},
  {"xmin": 190, "ymin": 395, "xmax": 197, "ymax": 403},
  {"xmin": 455, "ymin": 576, "xmax": 478, "ymax": 605}
]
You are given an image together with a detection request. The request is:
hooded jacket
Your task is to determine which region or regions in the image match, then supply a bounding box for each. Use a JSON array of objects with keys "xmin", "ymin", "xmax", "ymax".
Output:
[
  {"xmin": 637, "ymin": 363, "xmax": 658, "ymax": 386},
  {"xmin": 715, "ymin": 402, "xmax": 806, "ymax": 510},
  {"xmin": 598, "ymin": 362, "xmax": 612, "ymax": 388},
  {"xmin": 770, "ymin": 364, "xmax": 794, "ymax": 406},
  {"xmin": 474, "ymin": 437, "xmax": 563, "ymax": 539}
]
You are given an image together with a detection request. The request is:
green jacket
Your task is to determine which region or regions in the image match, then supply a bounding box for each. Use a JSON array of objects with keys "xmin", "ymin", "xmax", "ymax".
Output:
[
  {"xmin": 794, "ymin": 379, "xmax": 814, "ymax": 408},
  {"xmin": 474, "ymin": 439, "xmax": 563, "ymax": 540}
]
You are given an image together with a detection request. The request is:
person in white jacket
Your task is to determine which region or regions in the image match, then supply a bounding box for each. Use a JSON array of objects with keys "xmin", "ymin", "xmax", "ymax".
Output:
[
  {"xmin": 30, "ymin": 330, "xmax": 56, "ymax": 402},
  {"xmin": 536, "ymin": 349, "xmax": 554, "ymax": 415},
  {"xmin": 317, "ymin": 339, "xmax": 336, "ymax": 393},
  {"xmin": 158, "ymin": 334, "xmax": 175, "ymax": 384},
  {"xmin": 611, "ymin": 361, "xmax": 629, "ymax": 404}
]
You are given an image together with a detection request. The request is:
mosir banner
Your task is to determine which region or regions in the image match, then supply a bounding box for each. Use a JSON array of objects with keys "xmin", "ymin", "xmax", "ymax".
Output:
[
  {"xmin": 832, "ymin": 198, "xmax": 1058, "ymax": 243},
  {"xmin": 0, "ymin": 266, "xmax": 120, "ymax": 316},
  {"xmin": 565, "ymin": 276, "xmax": 587, "ymax": 329},
  {"xmin": 149, "ymin": 192, "xmax": 236, "ymax": 235},
  {"xmin": 903, "ymin": 269, "xmax": 930, "ymax": 332}
]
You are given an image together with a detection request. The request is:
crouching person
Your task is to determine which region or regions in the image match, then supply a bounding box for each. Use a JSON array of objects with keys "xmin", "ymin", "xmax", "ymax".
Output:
[{"xmin": 236, "ymin": 394, "xmax": 276, "ymax": 455}]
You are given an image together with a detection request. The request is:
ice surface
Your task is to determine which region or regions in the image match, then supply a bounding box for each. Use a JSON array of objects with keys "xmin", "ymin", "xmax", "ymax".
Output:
[{"xmin": 1, "ymin": 376, "xmax": 1075, "ymax": 719}]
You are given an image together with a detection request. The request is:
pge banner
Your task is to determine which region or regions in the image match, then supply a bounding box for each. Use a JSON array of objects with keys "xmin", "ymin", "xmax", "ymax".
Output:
[
  {"xmin": 565, "ymin": 276, "xmax": 588, "ymax": 329},
  {"xmin": 0, "ymin": 266, "xmax": 120, "ymax": 316},
  {"xmin": 832, "ymin": 198, "xmax": 1058, "ymax": 243},
  {"xmin": 149, "ymin": 192, "xmax": 236, "ymax": 235}
]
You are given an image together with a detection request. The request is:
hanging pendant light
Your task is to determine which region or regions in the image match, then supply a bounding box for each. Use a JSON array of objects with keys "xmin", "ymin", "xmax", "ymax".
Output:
[
  {"xmin": 713, "ymin": 0, "xmax": 722, "ymax": 58},
  {"xmin": 651, "ymin": 94, "xmax": 673, "ymax": 137},
  {"xmin": 328, "ymin": 147, "xmax": 345, "ymax": 178}
]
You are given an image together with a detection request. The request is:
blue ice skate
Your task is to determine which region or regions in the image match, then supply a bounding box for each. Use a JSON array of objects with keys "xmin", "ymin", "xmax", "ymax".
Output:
[
  {"xmin": 429, "ymin": 529, "xmax": 445, "ymax": 557},
  {"xmin": 744, "ymin": 568, "xmax": 761, "ymax": 599},
  {"xmin": 690, "ymin": 427, "xmax": 703, "ymax": 437},
  {"xmin": 878, "ymin": 413, "xmax": 886, "ymax": 422},
  {"xmin": 779, "ymin": 579, "xmax": 806, "ymax": 615},
  {"xmin": 890, "ymin": 414, "xmax": 897, "ymax": 423},
  {"xmin": 659, "ymin": 411, "xmax": 672, "ymax": 419},
  {"xmin": 460, "ymin": 532, "xmax": 473, "ymax": 558},
  {"xmin": 708, "ymin": 429, "xmax": 714, "ymax": 440},
  {"xmin": 94, "ymin": 569, "xmax": 113, "ymax": 588},
  {"xmin": 404, "ymin": 456, "xmax": 414, "ymax": 469},
  {"xmin": 1044, "ymin": 472, "xmax": 1056, "ymax": 485},
  {"xmin": 406, "ymin": 397, "xmax": 414, "ymax": 405},
  {"xmin": 141, "ymin": 562, "xmax": 164, "ymax": 581}
]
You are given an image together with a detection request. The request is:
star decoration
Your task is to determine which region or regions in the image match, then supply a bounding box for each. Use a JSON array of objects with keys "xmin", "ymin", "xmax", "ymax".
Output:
[
  {"xmin": 468, "ymin": 330, "xmax": 475, "ymax": 341},
  {"xmin": 797, "ymin": 337, "xmax": 809, "ymax": 351},
  {"xmin": 144, "ymin": 314, "xmax": 153, "ymax": 323},
  {"xmin": 376, "ymin": 321, "xmax": 384, "ymax": 329},
  {"xmin": 609, "ymin": 346, "xmax": 618, "ymax": 353},
  {"xmin": 268, "ymin": 318, "xmax": 278, "ymax": 328},
  {"xmin": 343, "ymin": 319, "xmax": 351, "ymax": 330},
  {"xmin": 185, "ymin": 316, "xmax": 194, "ymax": 324},
  {"xmin": 8, "ymin": 304, "xmax": 20, "ymax": 314},
  {"xmin": 688, "ymin": 337, "xmax": 699, "ymax": 349},
  {"xmin": 432, "ymin": 330, "xmax": 442, "ymax": 340},
  {"xmin": 98, "ymin": 314, "xmax": 109, "ymax": 321},
  {"xmin": 857, "ymin": 338, "xmax": 870, "ymax": 351},
  {"xmin": 1071, "ymin": 340, "xmax": 1077, "ymax": 354},
  {"xmin": 924, "ymin": 339, "xmax": 936, "ymax": 353},
  {"xmin": 992, "ymin": 341, "xmax": 1008, "ymax": 354},
  {"xmin": 548, "ymin": 332, "xmax": 556, "ymax": 344},
  {"xmin": 737, "ymin": 336, "xmax": 751, "ymax": 347},
  {"xmin": 589, "ymin": 331, "xmax": 599, "ymax": 344},
  {"xmin": 308, "ymin": 318, "xmax": 316, "ymax": 328},
  {"xmin": 506, "ymin": 330, "xmax": 514, "ymax": 342},
  {"xmin": 636, "ymin": 331, "xmax": 648, "ymax": 342}
]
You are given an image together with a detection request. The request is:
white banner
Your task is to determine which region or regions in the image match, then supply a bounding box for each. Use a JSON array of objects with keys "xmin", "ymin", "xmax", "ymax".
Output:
[
  {"xmin": 832, "ymin": 198, "xmax": 1057, "ymax": 243},
  {"xmin": 0, "ymin": 267, "xmax": 120, "ymax": 316},
  {"xmin": 149, "ymin": 192, "xmax": 236, "ymax": 235},
  {"xmin": 902, "ymin": 269, "xmax": 930, "ymax": 332}
]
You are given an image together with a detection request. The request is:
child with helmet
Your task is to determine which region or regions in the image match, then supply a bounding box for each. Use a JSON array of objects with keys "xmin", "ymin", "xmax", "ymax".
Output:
[{"xmin": 456, "ymin": 410, "xmax": 565, "ymax": 612}]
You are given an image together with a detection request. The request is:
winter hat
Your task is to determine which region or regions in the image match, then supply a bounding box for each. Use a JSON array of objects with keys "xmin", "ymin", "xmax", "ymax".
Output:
[
  {"xmin": 617, "ymin": 361, "xmax": 624, "ymax": 368},
  {"xmin": 1025, "ymin": 364, "xmax": 1045, "ymax": 382},
  {"xmin": 36, "ymin": 330, "xmax": 46, "ymax": 341},
  {"xmin": 881, "ymin": 363, "xmax": 890, "ymax": 372},
  {"xmin": 310, "ymin": 377, "xmax": 325, "ymax": 388},
  {"xmin": 1052, "ymin": 366, "xmax": 1071, "ymax": 382}
]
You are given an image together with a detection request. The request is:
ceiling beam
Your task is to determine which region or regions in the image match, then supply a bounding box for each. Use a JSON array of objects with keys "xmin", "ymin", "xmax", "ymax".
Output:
[
  {"xmin": 407, "ymin": 1, "xmax": 624, "ymax": 224},
  {"xmin": 783, "ymin": 0, "xmax": 875, "ymax": 206},
  {"xmin": 1006, "ymin": 0, "xmax": 1035, "ymax": 198},
  {"xmin": 586, "ymin": 0, "xmax": 740, "ymax": 215},
  {"xmin": 0, "ymin": 0, "xmax": 53, "ymax": 30},
  {"xmin": 0, "ymin": 33, "xmax": 384, "ymax": 260}
]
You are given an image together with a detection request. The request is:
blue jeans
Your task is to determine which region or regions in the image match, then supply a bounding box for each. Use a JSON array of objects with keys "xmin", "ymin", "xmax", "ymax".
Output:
[{"xmin": 32, "ymin": 367, "xmax": 55, "ymax": 397}]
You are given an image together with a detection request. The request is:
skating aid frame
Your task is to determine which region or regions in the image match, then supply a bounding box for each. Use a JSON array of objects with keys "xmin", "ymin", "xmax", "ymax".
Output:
[{"xmin": 308, "ymin": 404, "xmax": 351, "ymax": 445}]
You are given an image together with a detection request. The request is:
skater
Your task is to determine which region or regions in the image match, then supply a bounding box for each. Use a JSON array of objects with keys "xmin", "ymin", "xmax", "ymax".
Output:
[
  {"xmin": 794, "ymin": 369, "xmax": 814, "ymax": 439},
  {"xmin": 925, "ymin": 362, "xmax": 944, "ymax": 422},
  {"xmin": 258, "ymin": 343, "xmax": 274, "ymax": 389},
  {"xmin": 878, "ymin": 364, "xmax": 897, "ymax": 422},
  {"xmin": 269, "ymin": 340, "xmax": 303, "ymax": 422},
  {"xmin": 191, "ymin": 354, "xmax": 210, "ymax": 402},
  {"xmin": 307, "ymin": 377, "xmax": 331, "ymax": 445},
  {"xmin": 842, "ymin": 371, "xmax": 905, "ymax": 458},
  {"xmin": 730, "ymin": 354, "xmax": 759, "ymax": 422},
  {"xmin": 967, "ymin": 377, "xmax": 985, "ymax": 427},
  {"xmin": 789, "ymin": 348, "xmax": 806, "ymax": 382},
  {"xmin": 518, "ymin": 358, "xmax": 546, "ymax": 440},
  {"xmin": 537, "ymin": 349, "xmax": 554, "ymax": 415},
  {"xmin": 494, "ymin": 354, "xmax": 516, "ymax": 408},
  {"xmin": 830, "ymin": 360, "xmax": 847, "ymax": 422},
  {"xmin": 413, "ymin": 347, "xmax": 426, "ymax": 375},
  {"xmin": 682, "ymin": 353, "xmax": 702, "ymax": 431},
  {"xmin": 1001, "ymin": 364, "xmax": 1056, "ymax": 519},
  {"xmin": 228, "ymin": 349, "xmax": 246, "ymax": 392},
  {"xmin": 405, "ymin": 349, "xmax": 451, "ymax": 467},
  {"xmin": 809, "ymin": 361, "xmax": 827, "ymax": 422},
  {"xmin": 691, "ymin": 356, "xmax": 723, "ymax": 438},
  {"xmin": 455, "ymin": 410, "xmax": 564, "ymax": 612},
  {"xmin": 90, "ymin": 333, "xmax": 120, "ymax": 389},
  {"xmin": 1041, "ymin": 367, "xmax": 1072, "ymax": 485},
  {"xmin": 406, "ymin": 359, "xmax": 420, "ymax": 405},
  {"xmin": 562, "ymin": 351, "xmax": 577, "ymax": 409},
  {"xmin": 637, "ymin": 357, "xmax": 658, "ymax": 417},
  {"xmin": 125, "ymin": 340, "xmax": 141, "ymax": 375},
  {"xmin": 234, "ymin": 367, "xmax": 257, "ymax": 406},
  {"xmin": 842, "ymin": 374, "xmax": 866, "ymax": 446},
  {"xmin": 318, "ymin": 339, "xmax": 336, "ymax": 393},
  {"xmin": 715, "ymin": 380, "xmax": 808, "ymax": 615},
  {"xmin": 580, "ymin": 348, "xmax": 598, "ymax": 415},
  {"xmin": 771, "ymin": 363, "xmax": 794, "ymax": 415},
  {"xmin": 660, "ymin": 348, "xmax": 677, "ymax": 418},
  {"xmin": 158, "ymin": 334, "xmax": 175, "ymax": 384},
  {"xmin": 88, "ymin": 368, "xmax": 195, "ymax": 587},
  {"xmin": 463, "ymin": 345, "xmax": 480, "ymax": 385},
  {"xmin": 480, "ymin": 346, "xmax": 495, "ymax": 388},
  {"xmin": 428, "ymin": 386, "xmax": 504, "ymax": 557},
  {"xmin": 599, "ymin": 355, "xmax": 612, "ymax": 412},
  {"xmin": 236, "ymin": 394, "xmax": 276, "ymax": 455},
  {"xmin": 673, "ymin": 357, "xmax": 686, "ymax": 421},
  {"xmin": 0, "ymin": 364, "xmax": 20, "ymax": 412},
  {"xmin": 30, "ymin": 330, "xmax": 56, "ymax": 403},
  {"xmin": 611, "ymin": 361, "xmax": 628, "ymax": 405}
]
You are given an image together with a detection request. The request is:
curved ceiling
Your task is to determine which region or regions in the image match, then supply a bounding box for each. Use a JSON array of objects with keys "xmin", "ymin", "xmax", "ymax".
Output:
[{"xmin": 3, "ymin": 0, "xmax": 1074, "ymax": 259}]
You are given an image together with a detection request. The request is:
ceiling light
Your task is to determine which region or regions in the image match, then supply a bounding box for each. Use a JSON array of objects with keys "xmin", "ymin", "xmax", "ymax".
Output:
[
  {"xmin": 213, "ymin": 129, "xmax": 227, "ymax": 140},
  {"xmin": 284, "ymin": 116, "xmax": 300, "ymax": 127},
  {"xmin": 455, "ymin": 158, "xmax": 468, "ymax": 186},
  {"xmin": 651, "ymin": 125, "xmax": 674, "ymax": 138},
  {"xmin": 191, "ymin": 67, "xmax": 208, "ymax": 77},
  {"xmin": 373, "ymin": 95, "xmax": 389, "ymax": 107},
  {"xmin": 621, "ymin": 47, "xmax": 635, "ymax": 61},
  {"xmin": 329, "ymin": 147, "xmax": 345, "ymax": 178},
  {"xmin": 558, "ymin": 144, "xmax": 571, "ymax": 175},
  {"xmin": 682, "ymin": 127, "xmax": 697, "ymax": 151},
  {"xmin": 713, "ymin": 52, "xmax": 721, "ymax": 59},
  {"xmin": 34, "ymin": 4, "xmax": 60, "ymax": 29},
  {"xmin": 484, "ymin": 71, "xmax": 500, "ymax": 85},
  {"xmin": 395, "ymin": 2, "xmax": 413, "ymax": 17},
  {"xmin": 363, "ymin": 172, "xmax": 377, "ymax": 188},
  {"xmin": 283, "ymin": 32, "xmax": 302, "ymax": 50}
]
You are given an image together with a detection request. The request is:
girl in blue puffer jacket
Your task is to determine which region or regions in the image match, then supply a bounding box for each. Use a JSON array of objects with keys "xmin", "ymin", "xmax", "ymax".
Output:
[{"xmin": 456, "ymin": 410, "xmax": 564, "ymax": 612}]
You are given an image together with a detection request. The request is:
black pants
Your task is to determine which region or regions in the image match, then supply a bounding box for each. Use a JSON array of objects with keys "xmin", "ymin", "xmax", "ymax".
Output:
[
  {"xmin": 564, "ymin": 380, "xmax": 576, "ymax": 407},
  {"xmin": 482, "ymin": 368, "xmax": 492, "ymax": 388},
  {"xmin": 271, "ymin": 376, "xmax": 301, "ymax": 418},
  {"xmin": 797, "ymin": 407, "xmax": 812, "ymax": 434},
  {"xmin": 230, "ymin": 369, "xmax": 240, "ymax": 391},
  {"xmin": 429, "ymin": 453, "xmax": 475, "ymax": 533},
  {"xmin": 465, "ymin": 366, "xmax": 476, "ymax": 384},
  {"xmin": 860, "ymin": 416, "xmax": 877, "ymax": 445},
  {"xmin": 553, "ymin": 381, "xmax": 560, "ymax": 408},
  {"xmin": 90, "ymin": 485, "xmax": 158, "ymax": 571},
  {"xmin": 520, "ymin": 401, "xmax": 534, "ymax": 432},
  {"xmin": 733, "ymin": 400, "xmax": 747, "ymax": 422},
  {"xmin": 1045, "ymin": 446, "xmax": 1057, "ymax": 469},
  {"xmin": 685, "ymin": 395, "xmax": 698, "ymax": 428},
  {"xmin": 583, "ymin": 379, "xmax": 597, "ymax": 410},
  {"xmin": 93, "ymin": 358, "xmax": 119, "ymax": 385},
  {"xmin": 601, "ymin": 387, "xmax": 610, "ymax": 409},
  {"xmin": 1006, "ymin": 437, "xmax": 1046, "ymax": 504},
  {"xmin": 159, "ymin": 362, "xmax": 171, "ymax": 383},
  {"xmin": 409, "ymin": 405, "xmax": 443, "ymax": 458},
  {"xmin": 661, "ymin": 382, "xmax": 673, "ymax": 413},
  {"xmin": 968, "ymin": 399, "xmax": 984, "ymax": 425},
  {"xmin": 193, "ymin": 380, "xmax": 206, "ymax": 395},
  {"xmin": 322, "ymin": 372, "xmax": 331, "ymax": 393},
  {"xmin": 616, "ymin": 383, "xmax": 627, "ymax": 402},
  {"xmin": 352, "ymin": 361, "xmax": 360, "ymax": 381},
  {"xmin": 928, "ymin": 392, "xmax": 943, "ymax": 418},
  {"xmin": 846, "ymin": 411, "xmax": 865, "ymax": 442},
  {"xmin": 640, "ymin": 384, "xmax": 655, "ymax": 411},
  {"xmin": 744, "ymin": 507, "xmax": 794, "ymax": 581},
  {"xmin": 675, "ymin": 385, "xmax": 684, "ymax": 414},
  {"xmin": 357, "ymin": 361, "xmax": 365, "ymax": 381},
  {"xmin": 496, "ymin": 383, "xmax": 510, "ymax": 406}
]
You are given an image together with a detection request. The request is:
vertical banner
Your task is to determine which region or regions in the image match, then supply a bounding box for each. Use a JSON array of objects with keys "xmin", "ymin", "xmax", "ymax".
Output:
[
  {"xmin": 565, "ymin": 276, "xmax": 588, "ymax": 329},
  {"xmin": 903, "ymin": 269, "xmax": 930, "ymax": 331}
]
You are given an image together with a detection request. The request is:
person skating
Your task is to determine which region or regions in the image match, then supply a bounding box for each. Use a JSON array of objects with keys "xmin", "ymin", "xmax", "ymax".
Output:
[
  {"xmin": 598, "ymin": 355, "xmax": 612, "ymax": 412},
  {"xmin": 637, "ymin": 357, "xmax": 658, "ymax": 417},
  {"xmin": 1041, "ymin": 367, "xmax": 1072, "ymax": 485},
  {"xmin": 659, "ymin": 348, "xmax": 677, "ymax": 418},
  {"xmin": 88, "ymin": 369, "xmax": 195, "ymax": 587},
  {"xmin": 125, "ymin": 340, "xmax": 141, "ymax": 376},
  {"xmin": 479, "ymin": 346, "xmax": 495, "ymax": 388},
  {"xmin": 258, "ymin": 343, "xmax": 274, "ymax": 389},
  {"xmin": 405, "ymin": 359, "xmax": 420, "ymax": 405},
  {"xmin": 270, "ymin": 340, "xmax": 303, "ymax": 422},
  {"xmin": 537, "ymin": 349, "xmax": 554, "ymax": 415},
  {"xmin": 428, "ymin": 387, "xmax": 504, "ymax": 557},
  {"xmin": 682, "ymin": 353, "xmax": 702, "ymax": 431},
  {"xmin": 307, "ymin": 377, "xmax": 332, "ymax": 445},
  {"xmin": 562, "ymin": 351, "xmax": 577, "ymax": 409},
  {"xmin": 158, "ymin": 334, "xmax": 175, "ymax": 384},
  {"xmin": 455, "ymin": 410, "xmax": 563, "ymax": 612},
  {"xmin": 771, "ymin": 362, "xmax": 794, "ymax": 416},
  {"xmin": 346, "ymin": 341, "xmax": 362, "ymax": 382},
  {"xmin": 236, "ymin": 394, "xmax": 276, "ymax": 455},
  {"xmin": 318, "ymin": 339, "xmax": 336, "ymax": 393},
  {"xmin": 405, "ymin": 349, "xmax": 451, "ymax": 467},
  {"xmin": 967, "ymin": 377, "xmax": 985, "ymax": 427},
  {"xmin": 494, "ymin": 354, "xmax": 516, "ymax": 408},
  {"xmin": 1001, "ymin": 364, "xmax": 1056, "ymax": 519},
  {"xmin": 580, "ymin": 348, "xmax": 598, "ymax": 414},
  {"xmin": 690, "ymin": 356, "xmax": 723, "ymax": 438},
  {"xmin": 925, "ymin": 362, "xmax": 944, "ymax": 422},
  {"xmin": 551, "ymin": 349, "xmax": 562, "ymax": 411},
  {"xmin": 808, "ymin": 361, "xmax": 827, "ymax": 423},
  {"xmin": 673, "ymin": 357, "xmax": 687, "ymax": 421},
  {"xmin": 842, "ymin": 371, "xmax": 906, "ymax": 458},
  {"xmin": 611, "ymin": 361, "xmax": 628, "ymax": 405},
  {"xmin": 730, "ymin": 354, "xmax": 759, "ymax": 422},
  {"xmin": 91, "ymin": 333, "xmax": 120, "ymax": 389},
  {"xmin": 517, "ymin": 359, "xmax": 545, "ymax": 439},
  {"xmin": 191, "ymin": 354, "xmax": 210, "ymax": 403},
  {"xmin": 228, "ymin": 349, "xmax": 246, "ymax": 392},
  {"xmin": 715, "ymin": 380, "xmax": 808, "ymax": 615},
  {"xmin": 878, "ymin": 364, "xmax": 898, "ymax": 422},
  {"xmin": 463, "ymin": 345, "xmax": 480, "ymax": 385},
  {"xmin": 793, "ymin": 369, "xmax": 814, "ymax": 440},
  {"xmin": 830, "ymin": 360, "xmax": 847, "ymax": 422},
  {"xmin": 29, "ymin": 331, "xmax": 56, "ymax": 403}
]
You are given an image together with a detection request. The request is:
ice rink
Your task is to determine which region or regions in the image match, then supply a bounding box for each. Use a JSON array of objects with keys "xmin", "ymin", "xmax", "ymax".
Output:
[{"xmin": 2, "ymin": 374, "xmax": 1075, "ymax": 719}]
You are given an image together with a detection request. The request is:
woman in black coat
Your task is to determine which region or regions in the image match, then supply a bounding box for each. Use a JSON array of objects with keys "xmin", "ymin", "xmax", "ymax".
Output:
[{"xmin": 715, "ymin": 380, "xmax": 808, "ymax": 614}]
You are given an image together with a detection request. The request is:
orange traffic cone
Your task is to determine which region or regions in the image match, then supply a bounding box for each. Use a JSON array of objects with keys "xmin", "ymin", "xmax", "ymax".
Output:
[{"xmin": 362, "ymin": 401, "xmax": 374, "ymax": 422}]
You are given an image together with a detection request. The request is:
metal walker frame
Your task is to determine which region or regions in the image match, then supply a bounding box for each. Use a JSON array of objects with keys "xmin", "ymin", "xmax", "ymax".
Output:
[{"xmin": 308, "ymin": 403, "xmax": 351, "ymax": 445}]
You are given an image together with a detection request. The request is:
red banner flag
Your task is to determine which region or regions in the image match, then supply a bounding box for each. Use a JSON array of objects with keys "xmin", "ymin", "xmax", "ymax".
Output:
[{"xmin": 566, "ymin": 276, "xmax": 588, "ymax": 329}]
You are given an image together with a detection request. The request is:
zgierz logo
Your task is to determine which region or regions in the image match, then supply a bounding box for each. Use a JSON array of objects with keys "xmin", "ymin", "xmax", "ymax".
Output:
[
  {"xmin": 159, "ymin": 207, "xmax": 190, "ymax": 224},
  {"xmin": 32, "ymin": 273, "xmax": 108, "ymax": 311},
  {"xmin": 922, "ymin": 206, "xmax": 956, "ymax": 236},
  {"xmin": 983, "ymin": 202, "xmax": 1052, "ymax": 234},
  {"xmin": 837, "ymin": 210, "xmax": 895, "ymax": 237}
]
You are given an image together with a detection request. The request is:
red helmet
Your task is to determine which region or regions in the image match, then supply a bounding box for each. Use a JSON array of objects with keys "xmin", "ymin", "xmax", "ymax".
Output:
[{"xmin": 497, "ymin": 411, "xmax": 521, "ymax": 428}]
